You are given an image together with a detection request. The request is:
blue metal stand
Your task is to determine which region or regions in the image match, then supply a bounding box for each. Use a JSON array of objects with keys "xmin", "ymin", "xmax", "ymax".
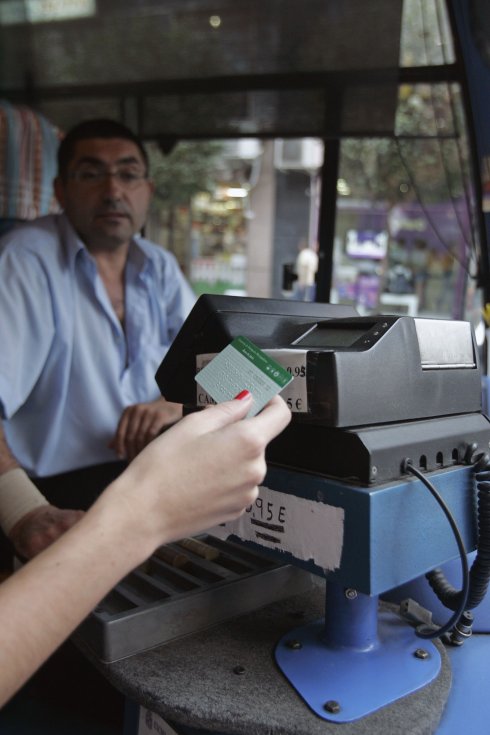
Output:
[{"xmin": 275, "ymin": 581, "xmax": 441, "ymax": 723}]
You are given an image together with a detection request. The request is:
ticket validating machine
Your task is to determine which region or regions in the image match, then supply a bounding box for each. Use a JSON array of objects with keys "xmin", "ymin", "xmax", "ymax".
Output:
[{"xmin": 155, "ymin": 294, "xmax": 490, "ymax": 724}]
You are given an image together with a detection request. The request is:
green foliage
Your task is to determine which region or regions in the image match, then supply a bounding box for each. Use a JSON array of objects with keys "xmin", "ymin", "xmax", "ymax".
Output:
[
  {"xmin": 148, "ymin": 141, "xmax": 223, "ymax": 208},
  {"xmin": 340, "ymin": 85, "xmax": 470, "ymax": 205}
]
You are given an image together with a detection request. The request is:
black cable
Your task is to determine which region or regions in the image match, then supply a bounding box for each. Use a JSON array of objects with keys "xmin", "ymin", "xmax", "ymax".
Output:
[
  {"xmin": 425, "ymin": 449, "xmax": 490, "ymax": 613},
  {"xmin": 401, "ymin": 458, "xmax": 469, "ymax": 639}
]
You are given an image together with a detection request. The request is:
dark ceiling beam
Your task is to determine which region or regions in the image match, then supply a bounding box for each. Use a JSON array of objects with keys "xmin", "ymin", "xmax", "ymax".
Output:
[{"xmin": 1, "ymin": 64, "xmax": 459, "ymax": 104}]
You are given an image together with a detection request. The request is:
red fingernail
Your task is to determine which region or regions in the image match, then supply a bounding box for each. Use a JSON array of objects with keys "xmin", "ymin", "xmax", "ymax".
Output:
[{"xmin": 234, "ymin": 390, "xmax": 251, "ymax": 400}]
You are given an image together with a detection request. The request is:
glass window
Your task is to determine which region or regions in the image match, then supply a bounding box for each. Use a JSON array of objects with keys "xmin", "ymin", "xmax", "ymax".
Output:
[
  {"xmin": 145, "ymin": 137, "xmax": 323, "ymax": 303},
  {"xmin": 331, "ymin": 79, "xmax": 481, "ymax": 325},
  {"xmin": 141, "ymin": 0, "xmax": 481, "ymax": 332},
  {"xmin": 400, "ymin": 0, "xmax": 455, "ymax": 67}
]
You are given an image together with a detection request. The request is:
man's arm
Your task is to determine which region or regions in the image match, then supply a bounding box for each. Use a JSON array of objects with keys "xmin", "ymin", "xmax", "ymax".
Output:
[
  {"xmin": 0, "ymin": 394, "xmax": 291, "ymax": 706},
  {"xmin": 0, "ymin": 420, "xmax": 18, "ymax": 474},
  {"xmin": 0, "ymin": 423, "xmax": 83, "ymax": 559},
  {"xmin": 0, "ymin": 243, "xmax": 83, "ymax": 557}
]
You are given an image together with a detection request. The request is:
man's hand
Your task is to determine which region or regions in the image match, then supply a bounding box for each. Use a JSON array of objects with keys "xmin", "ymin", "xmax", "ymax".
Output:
[
  {"xmin": 8, "ymin": 505, "xmax": 84, "ymax": 560},
  {"xmin": 109, "ymin": 397, "xmax": 183, "ymax": 461}
]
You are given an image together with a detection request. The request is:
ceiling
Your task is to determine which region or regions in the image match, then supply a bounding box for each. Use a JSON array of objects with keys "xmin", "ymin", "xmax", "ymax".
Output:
[{"xmin": 0, "ymin": 0, "xmax": 404, "ymax": 140}]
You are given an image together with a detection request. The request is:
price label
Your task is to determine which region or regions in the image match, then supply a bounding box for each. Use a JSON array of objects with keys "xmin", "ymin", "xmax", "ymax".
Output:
[
  {"xmin": 196, "ymin": 352, "xmax": 218, "ymax": 407},
  {"xmin": 264, "ymin": 349, "xmax": 308, "ymax": 413},
  {"xmin": 209, "ymin": 485, "xmax": 344, "ymax": 572}
]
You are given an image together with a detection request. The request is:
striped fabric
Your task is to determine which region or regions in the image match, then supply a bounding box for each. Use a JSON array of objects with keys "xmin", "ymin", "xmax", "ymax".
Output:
[{"xmin": 0, "ymin": 100, "xmax": 61, "ymax": 220}]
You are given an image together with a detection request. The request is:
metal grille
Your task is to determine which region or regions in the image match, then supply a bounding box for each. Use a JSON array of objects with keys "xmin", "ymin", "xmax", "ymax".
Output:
[{"xmin": 75, "ymin": 534, "xmax": 311, "ymax": 662}]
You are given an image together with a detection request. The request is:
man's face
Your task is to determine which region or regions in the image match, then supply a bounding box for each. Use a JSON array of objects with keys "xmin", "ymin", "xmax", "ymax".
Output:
[{"xmin": 54, "ymin": 138, "xmax": 154, "ymax": 253}]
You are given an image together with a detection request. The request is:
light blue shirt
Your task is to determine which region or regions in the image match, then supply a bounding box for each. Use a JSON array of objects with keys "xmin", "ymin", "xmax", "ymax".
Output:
[{"xmin": 0, "ymin": 213, "xmax": 196, "ymax": 477}]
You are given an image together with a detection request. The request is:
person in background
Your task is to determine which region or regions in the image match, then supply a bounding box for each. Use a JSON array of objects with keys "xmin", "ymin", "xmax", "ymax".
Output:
[
  {"xmin": 0, "ymin": 392, "xmax": 291, "ymax": 707},
  {"xmin": 293, "ymin": 240, "xmax": 319, "ymax": 302},
  {"xmin": 0, "ymin": 118, "xmax": 196, "ymax": 560}
]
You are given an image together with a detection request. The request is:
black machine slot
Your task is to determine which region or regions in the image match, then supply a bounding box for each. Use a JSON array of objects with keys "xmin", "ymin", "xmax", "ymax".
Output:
[{"xmin": 155, "ymin": 295, "xmax": 486, "ymax": 484}]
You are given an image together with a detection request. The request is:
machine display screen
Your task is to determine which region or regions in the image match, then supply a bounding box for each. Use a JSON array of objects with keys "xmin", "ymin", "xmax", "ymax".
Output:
[{"xmin": 294, "ymin": 325, "xmax": 372, "ymax": 348}]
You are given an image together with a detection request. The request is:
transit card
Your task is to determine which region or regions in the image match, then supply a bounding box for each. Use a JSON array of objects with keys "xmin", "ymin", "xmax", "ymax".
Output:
[{"xmin": 195, "ymin": 335, "xmax": 293, "ymax": 417}]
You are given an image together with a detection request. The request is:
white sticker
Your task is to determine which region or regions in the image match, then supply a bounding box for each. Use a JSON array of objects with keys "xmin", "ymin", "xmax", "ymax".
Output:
[
  {"xmin": 208, "ymin": 485, "xmax": 344, "ymax": 571},
  {"xmin": 138, "ymin": 706, "xmax": 180, "ymax": 734},
  {"xmin": 196, "ymin": 352, "xmax": 218, "ymax": 407},
  {"xmin": 264, "ymin": 349, "xmax": 308, "ymax": 413},
  {"xmin": 196, "ymin": 349, "xmax": 308, "ymax": 413}
]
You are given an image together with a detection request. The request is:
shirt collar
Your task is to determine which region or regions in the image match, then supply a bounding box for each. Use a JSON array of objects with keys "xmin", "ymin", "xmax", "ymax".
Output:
[
  {"xmin": 130, "ymin": 234, "xmax": 157, "ymax": 279},
  {"xmin": 59, "ymin": 213, "xmax": 155, "ymax": 278},
  {"xmin": 59, "ymin": 213, "xmax": 86, "ymax": 267}
]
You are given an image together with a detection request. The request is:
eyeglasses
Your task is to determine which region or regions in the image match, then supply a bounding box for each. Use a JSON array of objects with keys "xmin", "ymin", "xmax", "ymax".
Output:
[{"xmin": 69, "ymin": 166, "xmax": 148, "ymax": 190}]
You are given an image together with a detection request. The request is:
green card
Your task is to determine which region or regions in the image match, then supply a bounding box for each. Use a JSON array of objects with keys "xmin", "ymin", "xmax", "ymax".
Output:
[{"xmin": 195, "ymin": 336, "xmax": 293, "ymax": 416}]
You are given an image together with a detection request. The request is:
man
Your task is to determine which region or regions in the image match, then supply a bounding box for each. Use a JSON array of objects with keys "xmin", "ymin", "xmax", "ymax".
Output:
[{"xmin": 0, "ymin": 119, "xmax": 196, "ymax": 560}]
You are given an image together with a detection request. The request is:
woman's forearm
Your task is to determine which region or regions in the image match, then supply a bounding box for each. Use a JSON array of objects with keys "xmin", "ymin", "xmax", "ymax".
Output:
[
  {"xmin": 0, "ymin": 394, "xmax": 291, "ymax": 707},
  {"xmin": 0, "ymin": 486, "xmax": 150, "ymax": 706}
]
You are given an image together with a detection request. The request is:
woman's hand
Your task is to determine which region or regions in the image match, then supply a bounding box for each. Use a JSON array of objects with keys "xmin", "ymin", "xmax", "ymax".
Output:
[{"xmin": 106, "ymin": 393, "xmax": 291, "ymax": 552}]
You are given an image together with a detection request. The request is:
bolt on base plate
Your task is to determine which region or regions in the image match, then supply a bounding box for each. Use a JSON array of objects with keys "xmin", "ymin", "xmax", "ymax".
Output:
[{"xmin": 275, "ymin": 610, "xmax": 441, "ymax": 723}]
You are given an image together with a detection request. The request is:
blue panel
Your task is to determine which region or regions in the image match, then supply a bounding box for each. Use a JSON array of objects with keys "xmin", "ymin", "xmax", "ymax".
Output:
[
  {"xmin": 264, "ymin": 465, "xmax": 476, "ymax": 595},
  {"xmin": 436, "ymin": 634, "xmax": 490, "ymax": 733},
  {"xmin": 368, "ymin": 467, "xmax": 476, "ymax": 593}
]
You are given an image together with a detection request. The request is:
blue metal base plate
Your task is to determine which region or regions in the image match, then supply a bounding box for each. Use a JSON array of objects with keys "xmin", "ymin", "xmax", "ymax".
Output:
[
  {"xmin": 436, "ymin": 633, "xmax": 490, "ymax": 733},
  {"xmin": 275, "ymin": 611, "xmax": 441, "ymax": 723}
]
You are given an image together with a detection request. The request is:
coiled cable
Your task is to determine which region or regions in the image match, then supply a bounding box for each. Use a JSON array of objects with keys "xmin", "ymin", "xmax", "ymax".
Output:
[
  {"xmin": 402, "ymin": 458, "xmax": 469, "ymax": 640},
  {"xmin": 403, "ymin": 446, "xmax": 490, "ymax": 641},
  {"xmin": 425, "ymin": 447, "xmax": 490, "ymax": 614}
]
